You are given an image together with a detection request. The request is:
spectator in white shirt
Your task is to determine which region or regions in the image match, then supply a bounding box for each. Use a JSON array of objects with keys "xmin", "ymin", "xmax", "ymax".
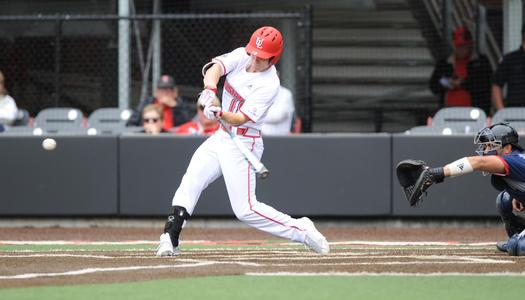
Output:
[
  {"xmin": 0, "ymin": 70, "xmax": 18, "ymax": 126},
  {"xmin": 262, "ymin": 85, "xmax": 295, "ymax": 135}
]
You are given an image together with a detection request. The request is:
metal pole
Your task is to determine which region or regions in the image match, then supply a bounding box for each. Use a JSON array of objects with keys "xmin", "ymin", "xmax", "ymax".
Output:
[
  {"xmin": 503, "ymin": 0, "xmax": 523, "ymax": 53},
  {"xmin": 477, "ymin": 3, "xmax": 487, "ymax": 55},
  {"xmin": 118, "ymin": 0, "xmax": 131, "ymax": 109},
  {"xmin": 152, "ymin": 0, "xmax": 161, "ymax": 92},
  {"xmin": 442, "ymin": 0, "xmax": 452, "ymax": 53},
  {"xmin": 280, "ymin": 18, "xmax": 296, "ymax": 112},
  {"xmin": 302, "ymin": 4, "xmax": 313, "ymax": 133},
  {"xmin": 54, "ymin": 19, "xmax": 62, "ymax": 107}
]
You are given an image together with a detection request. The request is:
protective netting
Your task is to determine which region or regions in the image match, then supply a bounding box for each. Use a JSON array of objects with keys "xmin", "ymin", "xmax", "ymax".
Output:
[{"xmin": 0, "ymin": 12, "xmax": 311, "ymax": 128}]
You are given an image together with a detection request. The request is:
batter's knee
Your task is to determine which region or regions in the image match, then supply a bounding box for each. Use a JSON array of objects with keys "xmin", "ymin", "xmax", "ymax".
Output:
[{"xmin": 232, "ymin": 207, "xmax": 256, "ymax": 224}]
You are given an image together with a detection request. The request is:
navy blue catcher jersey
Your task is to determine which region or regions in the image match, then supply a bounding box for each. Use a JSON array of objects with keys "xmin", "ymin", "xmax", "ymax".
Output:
[{"xmin": 496, "ymin": 150, "xmax": 525, "ymax": 201}]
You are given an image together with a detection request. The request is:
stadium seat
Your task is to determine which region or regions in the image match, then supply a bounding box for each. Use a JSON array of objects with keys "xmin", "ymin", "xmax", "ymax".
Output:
[
  {"xmin": 86, "ymin": 108, "xmax": 132, "ymax": 135},
  {"xmin": 2, "ymin": 126, "xmax": 34, "ymax": 135},
  {"xmin": 431, "ymin": 107, "xmax": 487, "ymax": 134},
  {"xmin": 122, "ymin": 126, "xmax": 144, "ymax": 133},
  {"xmin": 405, "ymin": 125, "xmax": 462, "ymax": 135},
  {"xmin": 491, "ymin": 108, "xmax": 525, "ymax": 133},
  {"xmin": 12, "ymin": 108, "xmax": 30, "ymax": 126},
  {"xmin": 34, "ymin": 107, "xmax": 84, "ymax": 133}
]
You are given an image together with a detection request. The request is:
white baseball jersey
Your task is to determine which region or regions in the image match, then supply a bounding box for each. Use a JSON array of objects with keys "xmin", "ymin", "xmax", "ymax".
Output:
[
  {"xmin": 0, "ymin": 94, "xmax": 18, "ymax": 126},
  {"xmin": 212, "ymin": 47, "xmax": 279, "ymax": 132},
  {"xmin": 170, "ymin": 47, "xmax": 309, "ymax": 244}
]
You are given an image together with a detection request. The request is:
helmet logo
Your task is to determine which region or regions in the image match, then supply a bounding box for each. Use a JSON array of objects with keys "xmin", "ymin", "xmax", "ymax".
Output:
[{"xmin": 255, "ymin": 37, "xmax": 264, "ymax": 49}]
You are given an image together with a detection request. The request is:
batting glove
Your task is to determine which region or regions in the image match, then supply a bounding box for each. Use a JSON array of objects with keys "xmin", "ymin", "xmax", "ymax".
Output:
[
  {"xmin": 203, "ymin": 105, "xmax": 222, "ymax": 120},
  {"xmin": 197, "ymin": 87, "xmax": 217, "ymax": 108}
]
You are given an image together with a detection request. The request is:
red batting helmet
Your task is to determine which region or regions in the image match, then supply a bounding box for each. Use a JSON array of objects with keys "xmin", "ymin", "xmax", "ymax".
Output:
[{"xmin": 245, "ymin": 26, "xmax": 283, "ymax": 65}]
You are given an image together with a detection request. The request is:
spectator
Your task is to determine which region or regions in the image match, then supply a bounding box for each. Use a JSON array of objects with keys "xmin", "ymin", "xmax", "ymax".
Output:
[
  {"xmin": 141, "ymin": 104, "xmax": 168, "ymax": 135},
  {"xmin": 261, "ymin": 85, "xmax": 295, "ymax": 135},
  {"xmin": 492, "ymin": 23, "xmax": 525, "ymax": 111},
  {"xmin": 0, "ymin": 70, "xmax": 18, "ymax": 126},
  {"xmin": 429, "ymin": 26, "xmax": 492, "ymax": 114},
  {"xmin": 175, "ymin": 99, "xmax": 220, "ymax": 136},
  {"xmin": 128, "ymin": 75, "xmax": 193, "ymax": 130}
]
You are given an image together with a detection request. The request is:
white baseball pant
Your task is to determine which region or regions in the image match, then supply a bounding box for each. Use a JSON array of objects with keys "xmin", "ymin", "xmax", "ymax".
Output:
[{"xmin": 172, "ymin": 129, "xmax": 307, "ymax": 243}]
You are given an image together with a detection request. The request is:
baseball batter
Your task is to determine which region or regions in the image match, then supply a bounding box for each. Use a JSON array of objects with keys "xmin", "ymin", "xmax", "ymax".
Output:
[
  {"xmin": 156, "ymin": 26, "xmax": 329, "ymax": 256},
  {"xmin": 397, "ymin": 123, "xmax": 525, "ymax": 255}
]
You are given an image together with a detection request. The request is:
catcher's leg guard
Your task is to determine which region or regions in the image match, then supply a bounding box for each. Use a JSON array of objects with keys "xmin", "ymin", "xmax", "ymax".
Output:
[
  {"xmin": 163, "ymin": 206, "xmax": 190, "ymax": 247},
  {"xmin": 496, "ymin": 192, "xmax": 525, "ymax": 237}
]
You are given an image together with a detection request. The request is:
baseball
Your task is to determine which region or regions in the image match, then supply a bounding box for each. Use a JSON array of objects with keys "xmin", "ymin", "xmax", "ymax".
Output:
[{"xmin": 42, "ymin": 138, "xmax": 57, "ymax": 151}]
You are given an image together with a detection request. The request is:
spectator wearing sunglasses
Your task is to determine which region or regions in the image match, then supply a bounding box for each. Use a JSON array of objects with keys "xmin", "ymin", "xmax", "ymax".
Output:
[
  {"xmin": 128, "ymin": 74, "xmax": 193, "ymax": 130},
  {"xmin": 141, "ymin": 104, "xmax": 168, "ymax": 134},
  {"xmin": 175, "ymin": 98, "xmax": 221, "ymax": 135}
]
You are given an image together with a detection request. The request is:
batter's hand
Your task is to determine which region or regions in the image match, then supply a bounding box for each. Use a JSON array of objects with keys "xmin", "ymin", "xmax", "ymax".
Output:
[
  {"xmin": 197, "ymin": 88, "xmax": 216, "ymax": 108},
  {"xmin": 203, "ymin": 105, "xmax": 222, "ymax": 120}
]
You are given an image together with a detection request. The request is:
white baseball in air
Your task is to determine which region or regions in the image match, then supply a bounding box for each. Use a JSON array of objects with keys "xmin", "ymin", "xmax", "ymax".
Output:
[{"xmin": 42, "ymin": 138, "xmax": 57, "ymax": 151}]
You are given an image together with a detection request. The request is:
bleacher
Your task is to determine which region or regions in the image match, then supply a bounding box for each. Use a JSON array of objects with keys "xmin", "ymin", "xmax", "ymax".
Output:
[
  {"xmin": 404, "ymin": 107, "xmax": 525, "ymax": 135},
  {"xmin": 2, "ymin": 107, "xmax": 135, "ymax": 136}
]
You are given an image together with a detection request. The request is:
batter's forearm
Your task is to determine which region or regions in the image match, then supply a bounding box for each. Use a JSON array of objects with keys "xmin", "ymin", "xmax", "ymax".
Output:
[
  {"xmin": 221, "ymin": 111, "xmax": 249, "ymax": 126},
  {"xmin": 203, "ymin": 64, "xmax": 223, "ymax": 90}
]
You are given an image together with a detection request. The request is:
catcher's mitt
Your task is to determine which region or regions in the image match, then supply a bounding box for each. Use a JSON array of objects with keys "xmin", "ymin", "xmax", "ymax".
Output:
[{"xmin": 396, "ymin": 159, "xmax": 444, "ymax": 206}]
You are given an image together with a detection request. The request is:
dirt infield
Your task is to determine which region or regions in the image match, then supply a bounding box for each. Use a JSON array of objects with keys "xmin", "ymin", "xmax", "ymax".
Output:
[{"xmin": 0, "ymin": 226, "xmax": 522, "ymax": 288}]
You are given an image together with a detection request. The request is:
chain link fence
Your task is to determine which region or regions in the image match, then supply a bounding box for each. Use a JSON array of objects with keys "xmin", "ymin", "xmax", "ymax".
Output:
[{"xmin": 0, "ymin": 11, "xmax": 312, "ymax": 130}]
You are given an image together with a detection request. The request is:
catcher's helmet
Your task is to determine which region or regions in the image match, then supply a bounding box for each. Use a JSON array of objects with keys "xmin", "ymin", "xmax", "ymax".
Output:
[
  {"xmin": 245, "ymin": 26, "xmax": 283, "ymax": 65},
  {"xmin": 474, "ymin": 123, "xmax": 523, "ymax": 155}
]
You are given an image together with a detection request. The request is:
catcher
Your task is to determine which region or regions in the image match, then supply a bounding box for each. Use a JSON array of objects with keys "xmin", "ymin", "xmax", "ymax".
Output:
[{"xmin": 396, "ymin": 123, "xmax": 525, "ymax": 256}]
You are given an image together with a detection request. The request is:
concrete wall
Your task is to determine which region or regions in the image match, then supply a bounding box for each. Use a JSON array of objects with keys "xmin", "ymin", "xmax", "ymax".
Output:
[
  {"xmin": 0, "ymin": 136, "xmax": 118, "ymax": 215},
  {"xmin": 1, "ymin": 133, "xmax": 520, "ymax": 217}
]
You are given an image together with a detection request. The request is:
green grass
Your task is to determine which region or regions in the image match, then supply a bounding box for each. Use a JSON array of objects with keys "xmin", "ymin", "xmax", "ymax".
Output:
[{"xmin": 1, "ymin": 275, "xmax": 524, "ymax": 300}]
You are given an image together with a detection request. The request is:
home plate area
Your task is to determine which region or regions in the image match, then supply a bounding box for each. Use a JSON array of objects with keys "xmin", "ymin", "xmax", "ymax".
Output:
[
  {"xmin": 1, "ymin": 239, "xmax": 524, "ymax": 287},
  {"xmin": 1, "ymin": 226, "xmax": 525, "ymax": 287}
]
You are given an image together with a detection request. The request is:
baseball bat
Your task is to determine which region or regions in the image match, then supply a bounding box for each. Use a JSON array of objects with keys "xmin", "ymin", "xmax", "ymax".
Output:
[{"xmin": 218, "ymin": 119, "xmax": 269, "ymax": 179}]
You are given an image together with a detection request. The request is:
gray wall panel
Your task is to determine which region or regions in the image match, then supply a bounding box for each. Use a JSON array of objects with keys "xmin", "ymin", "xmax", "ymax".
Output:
[
  {"xmin": 119, "ymin": 134, "xmax": 392, "ymax": 217},
  {"xmin": 0, "ymin": 136, "xmax": 118, "ymax": 215},
  {"xmin": 392, "ymin": 135, "xmax": 501, "ymax": 216},
  {"xmin": 118, "ymin": 135, "xmax": 233, "ymax": 216},
  {"xmin": 256, "ymin": 134, "xmax": 391, "ymax": 216}
]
